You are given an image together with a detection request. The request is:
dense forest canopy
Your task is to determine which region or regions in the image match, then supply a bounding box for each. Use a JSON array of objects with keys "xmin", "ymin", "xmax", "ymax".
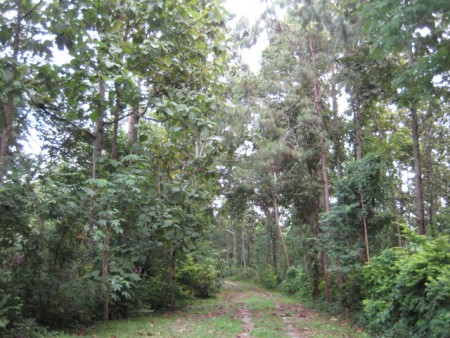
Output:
[{"xmin": 0, "ymin": 0, "xmax": 449, "ymax": 337}]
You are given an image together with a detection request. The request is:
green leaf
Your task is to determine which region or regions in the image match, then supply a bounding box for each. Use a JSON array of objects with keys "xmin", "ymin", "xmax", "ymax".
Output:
[
  {"xmin": 104, "ymin": 59, "xmax": 118, "ymax": 68},
  {"xmin": 0, "ymin": 318, "xmax": 9, "ymax": 328},
  {"xmin": 109, "ymin": 44, "xmax": 123, "ymax": 54},
  {"xmin": 90, "ymin": 111, "xmax": 100, "ymax": 122},
  {"xmin": 163, "ymin": 220, "xmax": 173, "ymax": 227}
]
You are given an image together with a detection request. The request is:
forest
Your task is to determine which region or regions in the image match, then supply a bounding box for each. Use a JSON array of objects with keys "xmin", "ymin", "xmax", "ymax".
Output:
[{"xmin": 0, "ymin": 0, "xmax": 449, "ymax": 337}]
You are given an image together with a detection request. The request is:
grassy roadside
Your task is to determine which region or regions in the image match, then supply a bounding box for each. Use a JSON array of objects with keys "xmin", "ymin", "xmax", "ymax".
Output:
[{"xmin": 57, "ymin": 281, "xmax": 368, "ymax": 337}]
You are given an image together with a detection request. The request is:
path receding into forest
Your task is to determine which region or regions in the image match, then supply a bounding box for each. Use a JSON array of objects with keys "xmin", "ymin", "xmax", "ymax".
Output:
[{"xmin": 60, "ymin": 280, "xmax": 367, "ymax": 338}]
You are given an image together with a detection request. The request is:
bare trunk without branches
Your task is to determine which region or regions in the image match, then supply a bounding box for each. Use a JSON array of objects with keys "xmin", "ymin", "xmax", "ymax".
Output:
[{"xmin": 0, "ymin": 0, "xmax": 22, "ymax": 185}]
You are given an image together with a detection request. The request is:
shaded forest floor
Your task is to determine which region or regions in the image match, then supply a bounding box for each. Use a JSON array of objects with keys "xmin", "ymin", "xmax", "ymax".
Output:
[{"xmin": 59, "ymin": 281, "xmax": 368, "ymax": 338}]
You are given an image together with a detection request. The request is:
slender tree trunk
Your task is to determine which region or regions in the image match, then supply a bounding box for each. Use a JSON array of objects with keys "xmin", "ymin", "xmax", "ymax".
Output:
[
  {"xmin": 331, "ymin": 66, "xmax": 345, "ymax": 295},
  {"xmin": 111, "ymin": 87, "xmax": 121, "ymax": 161},
  {"xmin": 0, "ymin": 0, "xmax": 22, "ymax": 185},
  {"xmin": 360, "ymin": 194, "xmax": 370, "ymax": 262},
  {"xmin": 241, "ymin": 227, "xmax": 247, "ymax": 270},
  {"xmin": 93, "ymin": 78, "xmax": 110, "ymax": 322},
  {"xmin": 331, "ymin": 65, "xmax": 343, "ymax": 177},
  {"xmin": 353, "ymin": 97, "xmax": 371, "ymax": 261},
  {"xmin": 273, "ymin": 196, "xmax": 290, "ymax": 267},
  {"xmin": 397, "ymin": 163, "xmax": 406, "ymax": 246},
  {"xmin": 232, "ymin": 227, "xmax": 237, "ymax": 267},
  {"xmin": 102, "ymin": 231, "xmax": 110, "ymax": 321},
  {"xmin": 353, "ymin": 97, "xmax": 363, "ymax": 161},
  {"xmin": 411, "ymin": 106, "xmax": 425, "ymax": 235},
  {"xmin": 312, "ymin": 259, "xmax": 320, "ymax": 303},
  {"xmin": 92, "ymin": 84, "xmax": 105, "ymax": 180},
  {"xmin": 407, "ymin": 47, "xmax": 426, "ymax": 235},
  {"xmin": 303, "ymin": 255, "xmax": 309, "ymax": 280},
  {"xmin": 311, "ymin": 37, "xmax": 332, "ymax": 303},
  {"xmin": 319, "ymin": 135, "xmax": 332, "ymax": 304},
  {"xmin": 424, "ymin": 124, "xmax": 435, "ymax": 235},
  {"xmin": 266, "ymin": 212, "xmax": 280, "ymax": 277},
  {"xmin": 127, "ymin": 109, "xmax": 140, "ymax": 149}
]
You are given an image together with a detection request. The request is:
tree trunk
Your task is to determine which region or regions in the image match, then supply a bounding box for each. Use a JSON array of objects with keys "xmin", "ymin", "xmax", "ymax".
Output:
[
  {"xmin": 353, "ymin": 98, "xmax": 371, "ymax": 261},
  {"xmin": 0, "ymin": 0, "xmax": 22, "ymax": 185},
  {"xmin": 331, "ymin": 66, "xmax": 345, "ymax": 295},
  {"xmin": 360, "ymin": 194, "xmax": 370, "ymax": 262},
  {"xmin": 273, "ymin": 197, "xmax": 290, "ymax": 267},
  {"xmin": 265, "ymin": 212, "xmax": 279, "ymax": 277},
  {"xmin": 411, "ymin": 105, "xmax": 425, "ymax": 235},
  {"xmin": 319, "ymin": 136, "xmax": 332, "ymax": 304},
  {"xmin": 311, "ymin": 36, "xmax": 332, "ymax": 303},
  {"xmin": 102, "ymin": 231, "xmax": 110, "ymax": 322},
  {"xmin": 303, "ymin": 255, "xmax": 309, "ymax": 280},
  {"xmin": 92, "ymin": 90, "xmax": 104, "ymax": 179},
  {"xmin": 312, "ymin": 259, "xmax": 320, "ymax": 303},
  {"xmin": 353, "ymin": 97, "xmax": 363, "ymax": 161},
  {"xmin": 111, "ymin": 88, "xmax": 121, "ymax": 161},
  {"xmin": 93, "ymin": 78, "xmax": 110, "ymax": 321},
  {"xmin": 233, "ymin": 227, "xmax": 237, "ymax": 266},
  {"xmin": 407, "ymin": 46, "xmax": 426, "ymax": 235},
  {"xmin": 127, "ymin": 109, "xmax": 140, "ymax": 150},
  {"xmin": 331, "ymin": 65, "xmax": 343, "ymax": 177},
  {"xmin": 241, "ymin": 227, "xmax": 247, "ymax": 270},
  {"xmin": 424, "ymin": 123, "xmax": 435, "ymax": 235}
]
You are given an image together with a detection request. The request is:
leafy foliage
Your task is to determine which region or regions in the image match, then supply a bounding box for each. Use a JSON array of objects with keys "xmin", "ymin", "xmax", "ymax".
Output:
[
  {"xmin": 361, "ymin": 231, "xmax": 450, "ymax": 337},
  {"xmin": 278, "ymin": 267, "xmax": 312, "ymax": 299}
]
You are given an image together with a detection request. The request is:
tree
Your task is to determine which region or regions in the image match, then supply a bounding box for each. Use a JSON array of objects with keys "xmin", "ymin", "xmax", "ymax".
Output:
[{"xmin": 360, "ymin": 0, "xmax": 450, "ymax": 235}]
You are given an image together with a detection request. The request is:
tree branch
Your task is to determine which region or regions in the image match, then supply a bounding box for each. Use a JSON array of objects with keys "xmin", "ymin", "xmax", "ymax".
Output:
[
  {"xmin": 21, "ymin": 0, "xmax": 43, "ymax": 19},
  {"xmin": 27, "ymin": 95, "xmax": 94, "ymax": 138}
]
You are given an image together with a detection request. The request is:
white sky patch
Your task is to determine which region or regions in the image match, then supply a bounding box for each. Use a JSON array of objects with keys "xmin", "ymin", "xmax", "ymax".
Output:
[{"xmin": 224, "ymin": 0, "xmax": 271, "ymax": 73}]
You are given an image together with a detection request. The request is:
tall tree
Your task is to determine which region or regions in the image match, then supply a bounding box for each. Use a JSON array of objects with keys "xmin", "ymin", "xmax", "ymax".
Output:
[{"xmin": 360, "ymin": 0, "xmax": 450, "ymax": 234}]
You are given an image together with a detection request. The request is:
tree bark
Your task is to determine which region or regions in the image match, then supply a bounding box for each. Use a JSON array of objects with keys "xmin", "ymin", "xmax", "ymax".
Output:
[
  {"xmin": 241, "ymin": 227, "xmax": 247, "ymax": 270},
  {"xmin": 127, "ymin": 109, "xmax": 140, "ymax": 149},
  {"xmin": 360, "ymin": 194, "xmax": 370, "ymax": 262},
  {"xmin": 407, "ymin": 46, "xmax": 426, "ymax": 235},
  {"xmin": 273, "ymin": 171, "xmax": 290, "ymax": 268},
  {"xmin": 331, "ymin": 65, "xmax": 343, "ymax": 178},
  {"xmin": 233, "ymin": 227, "xmax": 237, "ymax": 266},
  {"xmin": 0, "ymin": 0, "xmax": 22, "ymax": 185},
  {"xmin": 424, "ymin": 123, "xmax": 435, "ymax": 235},
  {"xmin": 311, "ymin": 36, "xmax": 332, "ymax": 304},
  {"xmin": 92, "ymin": 82, "xmax": 105, "ymax": 179},
  {"xmin": 93, "ymin": 78, "xmax": 109, "ymax": 321},
  {"xmin": 102, "ymin": 231, "xmax": 110, "ymax": 322},
  {"xmin": 111, "ymin": 87, "xmax": 121, "ymax": 161},
  {"xmin": 411, "ymin": 105, "xmax": 425, "ymax": 235},
  {"xmin": 354, "ymin": 97, "xmax": 363, "ymax": 161},
  {"xmin": 353, "ymin": 98, "xmax": 371, "ymax": 261},
  {"xmin": 331, "ymin": 68, "xmax": 346, "ymax": 294},
  {"xmin": 273, "ymin": 196, "xmax": 290, "ymax": 268},
  {"xmin": 312, "ymin": 259, "xmax": 320, "ymax": 303}
]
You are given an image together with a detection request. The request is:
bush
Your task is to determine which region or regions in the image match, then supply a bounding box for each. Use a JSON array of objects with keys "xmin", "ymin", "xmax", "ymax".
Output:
[
  {"xmin": 259, "ymin": 264, "xmax": 277, "ymax": 289},
  {"xmin": 0, "ymin": 279, "xmax": 53, "ymax": 338},
  {"xmin": 278, "ymin": 266, "xmax": 312, "ymax": 299},
  {"xmin": 360, "ymin": 232, "xmax": 450, "ymax": 337},
  {"xmin": 177, "ymin": 257, "xmax": 220, "ymax": 298},
  {"xmin": 28, "ymin": 273, "xmax": 103, "ymax": 329},
  {"xmin": 0, "ymin": 318, "xmax": 54, "ymax": 338},
  {"xmin": 138, "ymin": 276, "xmax": 186, "ymax": 310}
]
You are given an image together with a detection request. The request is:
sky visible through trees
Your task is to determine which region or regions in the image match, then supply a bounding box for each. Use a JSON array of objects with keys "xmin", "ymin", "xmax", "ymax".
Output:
[{"xmin": 0, "ymin": 1, "xmax": 449, "ymax": 337}]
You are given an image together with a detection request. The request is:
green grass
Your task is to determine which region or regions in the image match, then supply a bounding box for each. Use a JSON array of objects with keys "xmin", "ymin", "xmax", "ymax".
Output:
[
  {"xmin": 244, "ymin": 295, "xmax": 287, "ymax": 337},
  {"xmin": 56, "ymin": 280, "xmax": 368, "ymax": 338}
]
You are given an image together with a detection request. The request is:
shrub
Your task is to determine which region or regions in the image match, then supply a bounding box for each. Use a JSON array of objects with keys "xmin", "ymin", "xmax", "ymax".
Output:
[
  {"xmin": 139, "ymin": 276, "xmax": 186, "ymax": 310},
  {"xmin": 29, "ymin": 273, "xmax": 103, "ymax": 329},
  {"xmin": 278, "ymin": 266, "xmax": 312, "ymax": 299},
  {"xmin": 177, "ymin": 257, "xmax": 220, "ymax": 298},
  {"xmin": 360, "ymin": 232, "xmax": 450, "ymax": 337},
  {"xmin": 259, "ymin": 264, "xmax": 277, "ymax": 289}
]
